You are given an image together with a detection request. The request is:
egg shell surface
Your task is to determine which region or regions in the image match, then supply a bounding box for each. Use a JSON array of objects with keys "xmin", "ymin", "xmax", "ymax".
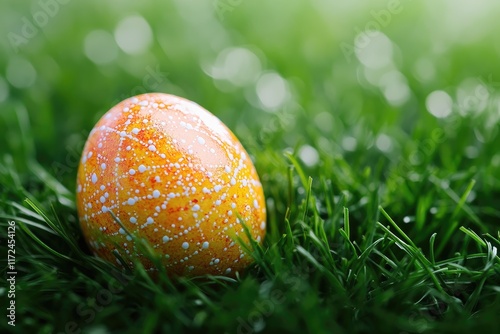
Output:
[{"xmin": 76, "ymin": 93, "xmax": 266, "ymax": 277}]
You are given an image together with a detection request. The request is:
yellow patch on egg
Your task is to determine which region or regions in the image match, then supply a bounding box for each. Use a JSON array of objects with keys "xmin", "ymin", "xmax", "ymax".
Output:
[{"xmin": 76, "ymin": 93, "xmax": 266, "ymax": 276}]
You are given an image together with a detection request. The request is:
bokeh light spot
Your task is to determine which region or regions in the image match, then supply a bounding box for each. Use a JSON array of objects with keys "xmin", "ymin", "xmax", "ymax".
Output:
[
  {"xmin": 375, "ymin": 134, "xmax": 393, "ymax": 152},
  {"xmin": 84, "ymin": 30, "xmax": 119, "ymax": 65},
  {"xmin": 6, "ymin": 58, "xmax": 37, "ymax": 89},
  {"xmin": 379, "ymin": 71, "xmax": 411, "ymax": 106},
  {"xmin": 342, "ymin": 136, "xmax": 357, "ymax": 151},
  {"xmin": 115, "ymin": 15, "xmax": 153, "ymax": 55},
  {"xmin": 256, "ymin": 72, "xmax": 288, "ymax": 112},
  {"xmin": 314, "ymin": 112, "xmax": 334, "ymax": 133},
  {"xmin": 207, "ymin": 47, "xmax": 261, "ymax": 87},
  {"xmin": 426, "ymin": 90, "xmax": 453, "ymax": 118},
  {"xmin": 299, "ymin": 145, "xmax": 320, "ymax": 167},
  {"xmin": 355, "ymin": 31, "xmax": 393, "ymax": 69}
]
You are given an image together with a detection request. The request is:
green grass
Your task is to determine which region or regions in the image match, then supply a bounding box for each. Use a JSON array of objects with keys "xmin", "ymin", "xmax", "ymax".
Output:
[{"xmin": 1, "ymin": 0, "xmax": 500, "ymax": 333}]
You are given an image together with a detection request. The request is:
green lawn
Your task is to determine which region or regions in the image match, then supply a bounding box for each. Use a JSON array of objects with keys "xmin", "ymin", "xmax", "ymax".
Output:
[{"xmin": 1, "ymin": 0, "xmax": 500, "ymax": 333}]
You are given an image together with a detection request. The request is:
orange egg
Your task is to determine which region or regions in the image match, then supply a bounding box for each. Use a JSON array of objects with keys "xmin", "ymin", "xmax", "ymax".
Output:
[{"xmin": 76, "ymin": 93, "xmax": 266, "ymax": 277}]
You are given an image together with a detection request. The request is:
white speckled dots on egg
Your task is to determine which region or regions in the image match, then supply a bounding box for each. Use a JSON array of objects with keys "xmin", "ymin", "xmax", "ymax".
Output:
[{"xmin": 76, "ymin": 93, "xmax": 266, "ymax": 277}]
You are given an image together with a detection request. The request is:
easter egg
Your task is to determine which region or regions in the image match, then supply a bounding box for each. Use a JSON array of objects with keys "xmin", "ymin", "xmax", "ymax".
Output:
[{"xmin": 76, "ymin": 93, "xmax": 266, "ymax": 277}]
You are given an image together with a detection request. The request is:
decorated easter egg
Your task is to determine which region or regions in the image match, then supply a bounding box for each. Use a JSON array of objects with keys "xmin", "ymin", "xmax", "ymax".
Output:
[{"xmin": 76, "ymin": 93, "xmax": 266, "ymax": 276}]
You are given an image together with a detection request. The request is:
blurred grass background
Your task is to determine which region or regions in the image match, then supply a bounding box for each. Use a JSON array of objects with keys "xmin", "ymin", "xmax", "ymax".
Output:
[
  {"xmin": 1, "ymin": 0, "xmax": 500, "ymax": 333},
  {"xmin": 2, "ymin": 0, "xmax": 499, "ymax": 182}
]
